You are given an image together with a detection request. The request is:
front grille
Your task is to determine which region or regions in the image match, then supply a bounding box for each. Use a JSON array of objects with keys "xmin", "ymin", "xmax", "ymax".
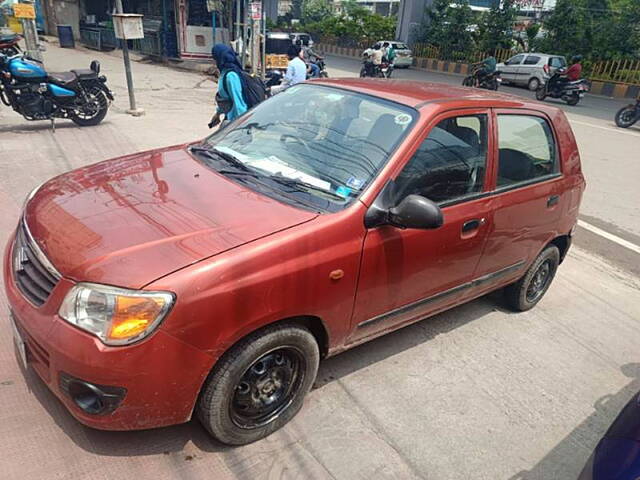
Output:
[{"xmin": 12, "ymin": 221, "xmax": 61, "ymax": 307}]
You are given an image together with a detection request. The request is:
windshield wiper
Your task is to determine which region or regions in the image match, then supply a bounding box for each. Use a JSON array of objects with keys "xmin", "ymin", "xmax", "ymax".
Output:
[
  {"xmin": 189, "ymin": 145, "xmax": 251, "ymax": 171},
  {"xmin": 268, "ymin": 176, "xmax": 345, "ymax": 200}
]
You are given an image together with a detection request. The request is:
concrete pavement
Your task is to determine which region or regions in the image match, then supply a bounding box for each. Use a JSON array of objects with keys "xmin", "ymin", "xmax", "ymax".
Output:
[{"xmin": 0, "ymin": 43, "xmax": 639, "ymax": 480}]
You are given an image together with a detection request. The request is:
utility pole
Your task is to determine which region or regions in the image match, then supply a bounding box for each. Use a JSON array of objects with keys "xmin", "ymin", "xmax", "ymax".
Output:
[
  {"xmin": 114, "ymin": 0, "xmax": 144, "ymax": 116},
  {"xmin": 17, "ymin": 0, "xmax": 42, "ymax": 62}
]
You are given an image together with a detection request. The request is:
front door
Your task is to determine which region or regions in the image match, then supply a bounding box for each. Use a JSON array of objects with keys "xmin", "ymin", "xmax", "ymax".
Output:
[
  {"xmin": 349, "ymin": 110, "xmax": 495, "ymax": 344},
  {"xmin": 501, "ymin": 54, "xmax": 525, "ymax": 83}
]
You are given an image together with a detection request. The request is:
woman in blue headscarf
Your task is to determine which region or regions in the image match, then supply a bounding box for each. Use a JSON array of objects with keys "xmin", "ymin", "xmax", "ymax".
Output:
[{"xmin": 209, "ymin": 44, "xmax": 248, "ymax": 127}]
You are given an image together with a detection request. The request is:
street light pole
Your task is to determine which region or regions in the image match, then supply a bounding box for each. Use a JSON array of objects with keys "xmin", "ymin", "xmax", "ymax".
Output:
[{"xmin": 114, "ymin": 0, "xmax": 144, "ymax": 116}]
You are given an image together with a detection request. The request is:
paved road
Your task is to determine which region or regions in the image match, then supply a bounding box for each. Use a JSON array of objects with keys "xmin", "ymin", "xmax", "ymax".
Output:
[
  {"xmin": 326, "ymin": 55, "xmax": 640, "ymax": 276},
  {"xmin": 0, "ymin": 43, "xmax": 639, "ymax": 480}
]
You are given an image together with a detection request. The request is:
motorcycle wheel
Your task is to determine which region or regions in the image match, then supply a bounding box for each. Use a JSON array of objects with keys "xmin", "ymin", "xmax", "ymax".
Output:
[
  {"xmin": 490, "ymin": 79, "xmax": 499, "ymax": 91},
  {"xmin": 319, "ymin": 71, "xmax": 329, "ymax": 78},
  {"xmin": 462, "ymin": 76, "xmax": 474, "ymax": 87},
  {"xmin": 70, "ymin": 87, "xmax": 109, "ymax": 127},
  {"xmin": 535, "ymin": 87, "xmax": 547, "ymax": 101},
  {"xmin": 359, "ymin": 67, "xmax": 366, "ymax": 78},
  {"xmin": 615, "ymin": 106, "xmax": 638, "ymax": 128},
  {"xmin": 566, "ymin": 94, "xmax": 580, "ymax": 106}
]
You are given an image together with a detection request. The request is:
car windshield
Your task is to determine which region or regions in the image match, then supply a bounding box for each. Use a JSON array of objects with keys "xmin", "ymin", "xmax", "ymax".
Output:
[{"xmin": 200, "ymin": 84, "xmax": 417, "ymax": 212}]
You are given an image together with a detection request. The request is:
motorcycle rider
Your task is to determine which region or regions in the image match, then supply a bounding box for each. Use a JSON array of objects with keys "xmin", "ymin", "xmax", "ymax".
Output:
[
  {"xmin": 371, "ymin": 44, "xmax": 383, "ymax": 74},
  {"xmin": 209, "ymin": 43, "xmax": 248, "ymax": 128},
  {"xmin": 298, "ymin": 40, "xmax": 324, "ymax": 78},
  {"xmin": 474, "ymin": 54, "xmax": 496, "ymax": 87},
  {"xmin": 549, "ymin": 55, "xmax": 583, "ymax": 94},
  {"xmin": 384, "ymin": 42, "xmax": 397, "ymax": 66},
  {"xmin": 270, "ymin": 44, "xmax": 307, "ymax": 95}
]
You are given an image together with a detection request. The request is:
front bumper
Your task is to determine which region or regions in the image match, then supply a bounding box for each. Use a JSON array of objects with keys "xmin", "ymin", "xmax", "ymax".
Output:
[{"xmin": 4, "ymin": 231, "xmax": 213, "ymax": 431}]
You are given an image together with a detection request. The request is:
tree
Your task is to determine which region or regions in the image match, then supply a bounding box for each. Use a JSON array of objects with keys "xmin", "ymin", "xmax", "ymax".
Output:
[
  {"xmin": 421, "ymin": 0, "xmax": 475, "ymax": 58},
  {"xmin": 301, "ymin": 0, "xmax": 332, "ymax": 24},
  {"xmin": 525, "ymin": 23, "xmax": 541, "ymax": 52},
  {"xmin": 476, "ymin": 0, "xmax": 518, "ymax": 53},
  {"xmin": 540, "ymin": 0, "xmax": 587, "ymax": 56}
]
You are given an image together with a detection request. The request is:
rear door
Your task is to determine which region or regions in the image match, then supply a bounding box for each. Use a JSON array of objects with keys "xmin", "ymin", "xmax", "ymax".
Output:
[
  {"xmin": 516, "ymin": 54, "xmax": 541, "ymax": 87},
  {"xmin": 470, "ymin": 109, "xmax": 566, "ymax": 296},
  {"xmin": 501, "ymin": 54, "xmax": 525, "ymax": 82}
]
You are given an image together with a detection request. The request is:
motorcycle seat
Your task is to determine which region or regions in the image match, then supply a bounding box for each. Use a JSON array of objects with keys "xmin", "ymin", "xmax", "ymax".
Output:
[
  {"xmin": 48, "ymin": 72, "xmax": 77, "ymax": 87},
  {"xmin": 72, "ymin": 69, "xmax": 97, "ymax": 80}
]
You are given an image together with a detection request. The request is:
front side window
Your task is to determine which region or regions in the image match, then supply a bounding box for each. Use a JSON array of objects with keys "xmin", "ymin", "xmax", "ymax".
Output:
[
  {"xmin": 497, "ymin": 115, "xmax": 558, "ymax": 187},
  {"xmin": 394, "ymin": 114, "xmax": 488, "ymax": 204},
  {"xmin": 200, "ymin": 84, "xmax": 417, "ymax": 211}
]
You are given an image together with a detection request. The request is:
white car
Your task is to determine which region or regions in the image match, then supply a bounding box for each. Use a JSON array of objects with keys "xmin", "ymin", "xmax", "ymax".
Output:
[
  {"xmin": 363, "ymin": 41, "xmax": 413, "ymax": 68},
  {"xmin": 497, "ymin": 53, "xmax": 567, "ymax": 91}
]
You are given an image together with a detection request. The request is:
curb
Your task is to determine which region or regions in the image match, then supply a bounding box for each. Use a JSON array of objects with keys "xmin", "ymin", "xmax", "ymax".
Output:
[{"xmin": 318, "ymin": 43, "xmax": 639, "ymax": 100}]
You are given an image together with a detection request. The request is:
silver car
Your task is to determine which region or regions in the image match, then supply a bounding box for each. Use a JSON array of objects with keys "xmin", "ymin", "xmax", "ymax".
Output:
[{"xmin": 498, "ymin": 53, "xmax": 567, "ymax": 90}]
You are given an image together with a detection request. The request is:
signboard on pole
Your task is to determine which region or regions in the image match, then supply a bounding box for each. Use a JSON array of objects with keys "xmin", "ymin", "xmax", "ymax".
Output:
[
  {"xmin": 113, "ymin": 14, "xmax": 145, "ymax": 40},
  {"xmin": 250, "ymin": 2, "xmax": 262, "ymax": 20},
  {"xmin": 13, "ymin": 4, "xmax": 36, "ymax": 19}
]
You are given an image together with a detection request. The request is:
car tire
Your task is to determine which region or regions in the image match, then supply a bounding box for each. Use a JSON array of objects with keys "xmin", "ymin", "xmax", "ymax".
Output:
[
  {"xmin": 504, "ymin": 245, "xmax": 560, "ymax": 312},
  {"xmin": 528, "ymin": 77, "xmax": 540, "ymax": 91},
  {"xmin": 197, "ymin": 323, "xmax": 320, "ymax": 446}
]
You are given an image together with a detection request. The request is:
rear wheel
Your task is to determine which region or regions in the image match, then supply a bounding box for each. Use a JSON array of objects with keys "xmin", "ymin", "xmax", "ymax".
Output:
[
  {"xmin": 504, "ymin": 245, "xmax": 560, "ymax": 312},
  {"xmin": 528, "ymin": 77, "xmax": 540, "ymax": 91},
  {"xmin": 490, "ymin": 78, "xmax": 499, "ymax": 90},
  {"xmin": 615, "ymin": 106, "xmax": 638, "ymax": 128},
  {"xmin": 535, "ymin": 86, "xmax": 547, "ymax": 101},
  {"xmin": 566, "ymin": 93, "xmax": 580, "ymax": 106},
  {"xmin": 70, "ymin": 86, "xmax": 109, "ymax": 126},
  {"xmin": 197, "ymin": 323, "xmax": 319, "ymax": 445},
  {"xmin": 462, "ymin": 76, "xmax": 475, "ymax": 87},
  {"xmin": 319, "ymin": 70, "xmax": 329, "ymax": 78},
  {"xmin": 359, "ymin": 67, "xmax": 366, "ymax": 78}
]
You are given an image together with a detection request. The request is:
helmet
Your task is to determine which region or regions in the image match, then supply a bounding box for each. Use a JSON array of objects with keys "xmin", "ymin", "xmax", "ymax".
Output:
[{"xmin": 571, "ymin": 55, "xmax": 583, "ymax": 63}]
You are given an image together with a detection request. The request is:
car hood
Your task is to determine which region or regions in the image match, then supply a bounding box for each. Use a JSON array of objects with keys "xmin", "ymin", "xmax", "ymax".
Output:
[{"xmin": 24, "ymin": 145, "xmax": 318, "ymax": 289}]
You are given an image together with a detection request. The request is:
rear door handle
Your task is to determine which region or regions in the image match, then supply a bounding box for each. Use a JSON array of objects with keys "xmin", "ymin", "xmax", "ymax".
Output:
[
  {"xmin": 547, "ymin": 195, "xmax": 559, "ymax": 207},
  {"xmin": 462, "ymin": 218, "xmax": 484, "ymax": 233}
]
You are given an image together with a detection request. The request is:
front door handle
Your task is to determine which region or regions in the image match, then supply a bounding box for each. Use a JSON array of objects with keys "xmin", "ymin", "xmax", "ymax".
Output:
[
  {"xmin": 547, "ymin": 195, "xmax": 559, "ymax": 207},
  {"xmin": 462, "ymin": 218, "xmax": 485, "ymax": 233}
]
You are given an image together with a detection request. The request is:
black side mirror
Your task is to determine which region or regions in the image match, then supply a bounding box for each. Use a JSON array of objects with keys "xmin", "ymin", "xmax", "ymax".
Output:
[{"xmin": 388, "ymin": 195, "xmax": 443, "ymax": 230}]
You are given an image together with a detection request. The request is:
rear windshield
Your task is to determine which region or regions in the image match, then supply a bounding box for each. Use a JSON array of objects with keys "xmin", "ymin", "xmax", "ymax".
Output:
[
  {"xmin": 393, "ymin": 43, "xmax": 408, "ymax": 50},
  {"xmin": 548, "ymin": 57, "xmax": 567, "ymax": 68}
]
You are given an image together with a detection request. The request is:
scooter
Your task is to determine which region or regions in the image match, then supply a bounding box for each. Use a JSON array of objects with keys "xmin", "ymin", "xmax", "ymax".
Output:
[
  {"xmin": 536, "ymin": 69, "xmax": 590, "ymax": 106},
  {"xmin": 0, "ymin": 52, "xmax": 113, "ymax": 127},
  {"xmin": 615, "ymin": 99, "xmax": 640, "ymax": 128},
  {"xmin": 462, "ymin": 67, "xmax": 501, "ymax": 90}
]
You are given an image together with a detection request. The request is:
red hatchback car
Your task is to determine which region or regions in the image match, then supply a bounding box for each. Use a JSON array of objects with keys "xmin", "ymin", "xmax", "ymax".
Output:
[{"xmin": 4, "ymin": 80, "xmax": 584, "ymax": 445}]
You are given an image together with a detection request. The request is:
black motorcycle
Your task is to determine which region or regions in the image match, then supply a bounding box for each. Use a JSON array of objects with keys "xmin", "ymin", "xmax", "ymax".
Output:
[
  {"xmin": 359, "ymin": 58, "xmax": 392, "ymax": 78},
  {"xmin": 314, "ymin": 58, "xmax": 329, "ymax": 78},
  {"xmin": 615, "ymin": 99, "xmax": 640, "ymax": 128},
  {"xmin": 535, "ymin": 69, "xmax": 589, "ymax": 106},
  {"xmin": 0, "ymin": 52, "xmax": 113, "ymax": 126},
  {"xmin": 462, "ymin": 68, "xmax": 501, "ymax": 90}
]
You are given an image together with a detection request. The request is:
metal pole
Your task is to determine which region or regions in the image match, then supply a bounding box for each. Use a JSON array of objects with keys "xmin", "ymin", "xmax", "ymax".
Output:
[
  {"xmin": 19, "ymin": 0, "xmax": 41, "ymax": 62},
  {"xmin": 115, "ymin": 0, "xmax": 144, "ymax": 116},
  {"xmin": 261, "ymin": 2, "xmax": 266, "ymax": 78}
]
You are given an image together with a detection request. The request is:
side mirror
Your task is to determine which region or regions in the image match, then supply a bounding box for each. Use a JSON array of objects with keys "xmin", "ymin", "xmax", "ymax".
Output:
[{"xmin": 388, "ymin": 195, "xmax": 443, "ymax": 230}]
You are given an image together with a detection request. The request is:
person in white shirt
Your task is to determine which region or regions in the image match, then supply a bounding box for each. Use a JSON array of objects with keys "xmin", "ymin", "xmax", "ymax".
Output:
[{"xmin": 270, "ymin": 45, "xmax": 306, "ymax": 95}]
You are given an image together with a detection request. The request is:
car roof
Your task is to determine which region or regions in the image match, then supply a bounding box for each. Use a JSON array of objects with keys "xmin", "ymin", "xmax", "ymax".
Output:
[
  {"xmin": 311, "ymin": 78, "xmax": 559, "ymax": 113},
  {"xmin": 267, "ymin": 32, "xmax": 291, "ymax": 38},
  {"xmin": 517, "ymin": 53, "xmax": 565, "ymax": 58}
]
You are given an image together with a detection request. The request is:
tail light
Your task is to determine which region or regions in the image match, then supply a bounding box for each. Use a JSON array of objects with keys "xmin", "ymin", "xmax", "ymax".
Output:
[{"xmin": 543, "ymin": 64, "xmax": 550, "ymax": 74}]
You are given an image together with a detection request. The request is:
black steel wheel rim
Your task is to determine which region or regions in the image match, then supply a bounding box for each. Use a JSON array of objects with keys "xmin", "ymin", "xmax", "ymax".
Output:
[
  {"xmin": 75, "ymin": 87, "xmax": 107, "ymax": 120},
  {"xmin": 230, "ymin": 346, "xmax": 305, "ymax": 429},
  {"xmin": 619, "ymin": 109, "xmax": 636, "ymax": 125},
  {"xmin": 526, "ymin": 259, "xmax": 553, "ymax": 302}
]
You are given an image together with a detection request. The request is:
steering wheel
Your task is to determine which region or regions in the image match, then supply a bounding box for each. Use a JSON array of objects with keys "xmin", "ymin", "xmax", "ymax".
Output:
[{"xmin": 280, "ymin": 134, "xmax": 314, "ymax": 158}]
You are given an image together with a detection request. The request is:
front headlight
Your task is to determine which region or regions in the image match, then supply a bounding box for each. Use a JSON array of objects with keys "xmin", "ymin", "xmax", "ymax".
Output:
[{"xmin": 59, "ymin": 283, "xmax": 175, "ymax": 346}]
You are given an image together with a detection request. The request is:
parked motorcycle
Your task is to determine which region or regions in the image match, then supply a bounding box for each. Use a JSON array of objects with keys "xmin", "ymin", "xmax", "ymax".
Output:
[
  {"xmin": 615, "ymin": 98, "xmax": 640, "ymax": 128},
  {"xmin": 0, "ymin": 33, "xmax": 21, "ymax": 56},
  {"xmin": 535, "ymin": 69, "xmax": 590, "ymax": 106},
  {"xmin": 462, "ymin": 67, "xmax": 501, "ymax": 90},
  {"xmin": 0, "ymin": 53, "xmax": 113, "ymax": 126}
]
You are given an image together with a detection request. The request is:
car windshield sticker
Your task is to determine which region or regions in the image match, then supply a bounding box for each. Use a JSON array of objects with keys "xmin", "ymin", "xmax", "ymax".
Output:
[
  {"xmin": 336, "ymin": 186, "xmax": 352, "ymax": 198},
  {"xmin": 325, "ymin": 93, "xmax": 345, "ymax": 102},
  {"xmin": 394, "ymin": 113, "xmax": 412, "ymax": 126},
  {"xmin": 346, "ymin": 177, "xmax": 365, "ymax": 190}
]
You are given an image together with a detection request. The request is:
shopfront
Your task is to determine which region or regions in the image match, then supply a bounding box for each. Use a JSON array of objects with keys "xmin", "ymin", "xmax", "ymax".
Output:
[{"xmin": 176, "ymin": 0, "xmax": 228, "ymax": 59}]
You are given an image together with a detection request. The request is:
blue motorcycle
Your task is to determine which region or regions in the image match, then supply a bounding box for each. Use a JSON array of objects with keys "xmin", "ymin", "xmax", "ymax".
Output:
[{"xmin": 0, "ymin": 52, "xmax": 113, "ymax": 126}]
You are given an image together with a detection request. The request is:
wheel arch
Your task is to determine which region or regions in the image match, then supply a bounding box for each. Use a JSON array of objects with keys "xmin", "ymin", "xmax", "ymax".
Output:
[{"xmin": 548, "ymin": 234, "xmax": 571, "ymax": 263}]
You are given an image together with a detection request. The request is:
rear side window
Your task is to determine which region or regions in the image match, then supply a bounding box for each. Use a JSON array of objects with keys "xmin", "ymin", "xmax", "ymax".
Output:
[
  {"xmin": 394, "ymin": 114, "xmax": 488, "ymax": 203},
  {"xmin": 549, "ymin": 57, "xmax": 566, "ymax": 68},
  {"xmin": 524, "ymin": 55, "xmax": 541, "ymax": 65},
  {"xmin": 506, "ymin": 54, "xmax": 525, "ymax": 65},
  {"xmin": 497, "ymin": 115, "xmax": 558, "ymax": 187}
]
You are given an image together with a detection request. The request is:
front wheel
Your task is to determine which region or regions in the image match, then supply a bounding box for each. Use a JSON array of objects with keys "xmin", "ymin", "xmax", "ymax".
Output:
[
  {"xmin": 615, "ymin": 106, "xmax": 638, "ymax": 128},
  {"xmin": 70, "ymin": 86, "xmax": 109, "ymax": 126},
  {"xmin": 197, "ymin": 323, "xmax": 320, "ymax": 445},
  {"xmin": 490, "ymin": 79, "xmax": 499, "ymax": 91},
  {"xmin": 528, "ymin": 77, "xmax": 540, "ymax": 91},
  {"xmin": 462, "ymin": 76, "xmax": 474, "ymax": 87},
  {"xmin": 535, "ymin": 86, "xmax": 547, "ymax": 101},
  {"xmin": 504, "ymin": 245, "xmax": 560, "ymax": 312},
  {"xmin": 319, "ymin": 70, "xmax": 329, "ymax": 78}
]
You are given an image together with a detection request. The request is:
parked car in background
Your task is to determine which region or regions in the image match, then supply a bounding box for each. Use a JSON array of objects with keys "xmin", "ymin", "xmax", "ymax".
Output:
[
  {"xmin": 497, "ymin": 53, "xmax": 567, "ymax": 91},
  {"xmin": 578, "ymin": 390, "xmax": 640, "ymax": 479},
  {"xmin": 6, "ymin": 80, "xmax": 584, "ymax": 446},
  {"xmin": 290, "ymin": 32, "xmax": 313, "ymax": 47},
  {"xmin": 363, "ymin": 41, "xmax": 413, "ymax": 68}
]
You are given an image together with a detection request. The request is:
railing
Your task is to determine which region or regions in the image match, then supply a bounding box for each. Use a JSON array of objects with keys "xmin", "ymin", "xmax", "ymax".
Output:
[
  {"xmin": 411, "ymin": 43, "xmax": 514, "ymax": 64},
  {"xmin": 589, "ymin": 59, "xmax": 640, "ymax": 86}
]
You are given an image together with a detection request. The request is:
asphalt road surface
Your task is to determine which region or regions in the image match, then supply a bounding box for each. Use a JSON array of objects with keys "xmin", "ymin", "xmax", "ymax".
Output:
[{"xmin": 0, "ymin": 42, "xmax": 638, "ymax": 480}]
